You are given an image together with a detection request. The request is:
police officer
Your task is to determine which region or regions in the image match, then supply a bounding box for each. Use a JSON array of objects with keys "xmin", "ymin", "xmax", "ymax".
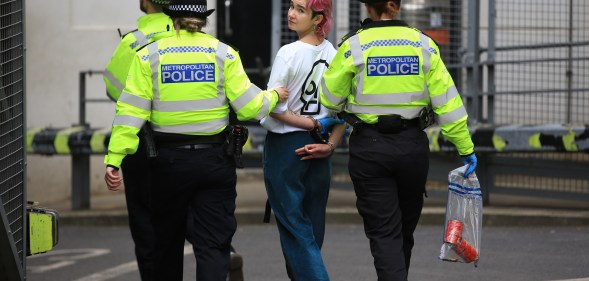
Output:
[
  {"xmin": 102, "ymin": 1, "xmax": 173, "ymax": 280},
  {"xmin": 104, "ymin": 0, "xmax": 173, "ymax": 101},
  {"xmin": 317, "ymin": 0, "xmax": 477, "ymax": 280},
  {"xmin": 103, "ymin": 0, "xmax": 288, "ymax": 280}
]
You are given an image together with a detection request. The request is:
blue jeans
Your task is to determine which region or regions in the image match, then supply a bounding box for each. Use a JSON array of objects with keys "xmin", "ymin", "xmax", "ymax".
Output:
[{"xmin": 263, "ymin": 131, "xmax": 331, "ymax": 281}]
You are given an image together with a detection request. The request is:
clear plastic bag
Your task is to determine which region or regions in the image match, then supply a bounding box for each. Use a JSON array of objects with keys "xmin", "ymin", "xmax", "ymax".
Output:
[{"xmin": 439, "ymin": 165, "xmax": 483, "ymax": 266}]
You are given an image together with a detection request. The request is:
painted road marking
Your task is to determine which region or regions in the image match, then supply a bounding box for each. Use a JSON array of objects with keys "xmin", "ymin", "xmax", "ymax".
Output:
[
  {"xmin": 72, "ymin": 245, "xmax": 193, "ymax": 281},
  {"xmin": 28, "ymin": 248, "xmax": 110, "ymax": 274},
  {"xmin": 29, "ymin": 261, "xmax": 76, "ymax": 274}
]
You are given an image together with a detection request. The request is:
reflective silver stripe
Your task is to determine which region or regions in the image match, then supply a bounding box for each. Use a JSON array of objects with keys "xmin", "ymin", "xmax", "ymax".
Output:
[
  {"xmin": 255, "ymin": 94, "xmax": 272, "ymax": 120},
  {"xmin": 103, "ymin": 69, "xmax": 124, "ymax": 95},
  {"xmin": 346, "ymin": 104, "xmax": 423, "ymax": 118},
  {"xmin": 152, "ymin": 117, "xmax": 229, "ymax": 134},
  {"xmin": 216, "ymin": 42, "xmax": 228, "ymax": 100},
  {"xmin": 348, "ymin": 35, "xmax": 365, "ymax": 95},
  {"xmin": 420, "ymin": 33, "xmax": 432, "ymax": 74},
  {"xmin": 320, "ymin": 78, "xmax": 343, "ymax": 106},
  {"xmin": 132, "ymin": 30, "xmax": 148, "ymax": 47},
  {"xmin": 431, "ymin": 86, "xmax": 460, "ymax": 108},
  {"xmin": 423, "ymin": 79, "xmax": 429, "ymax": 101},
  {"xmin": 232, "ymin": 84, "xmax": 262, "ymax": 111},
  {"xmin": 118, "ymin": 92, "xmax": 152, "ymax": 110},
  {"xmin": 147, "ymin": 42, "xmax": 161, "ymax": 100},
  {"xmin": 420, "ymin": 33, "xmax": 432, "ymax": 103},
  {"xmin": 153, "ymin": 96, "xmax": 226, "ymax": 112},
  {"xmin": 354, "ymin": 91, "xmax": 428, "ymax": 104},
  {"xmin": 438, "ymin": 105, "xmax": 467, "ymax": 125},
  {"xmin": 113, "ymin": 115, "xmax": 146, "ymax": 129}
]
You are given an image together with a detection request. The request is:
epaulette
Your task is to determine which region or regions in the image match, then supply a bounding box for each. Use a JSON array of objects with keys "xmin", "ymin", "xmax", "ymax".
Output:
[
  {"xmin": 135, "ymin": 30, "xmax": 176, "ymax": 51},
  {"xmin": 219, "ymin": 39, "xmax": 239, "ymax": 53},
  {"xmin": 409, "ymin": 26, "xmax": 440, "ymax": 48},
  {"xmin": 120, "ymin": 29, "xmax": 138, "ymax": 39},
  {"xmin": 338, "ymin": 19, "xmax": 439, "ymax": 48},
  {"xmin": 338, "ymin": 18, "xmax": 372, "ymax": 47},
  {"xmin": 136, "ymin": 40, "xmax": 156, "ymax": 53},
  {"xmin": 195, "ymin": 31, "xmax": 239, "ymax": 52}
]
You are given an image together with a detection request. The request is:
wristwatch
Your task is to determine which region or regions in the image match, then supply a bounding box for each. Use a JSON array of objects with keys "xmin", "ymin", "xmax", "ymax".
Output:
[{"xmin": 327, "ymin": 141, "xmax": 336, "ymax": 152}]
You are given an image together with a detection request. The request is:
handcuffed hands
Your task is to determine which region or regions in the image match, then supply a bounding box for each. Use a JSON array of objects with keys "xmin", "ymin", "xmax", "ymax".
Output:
[
  {"xmin": 317, "ymin": 117, "xmax": 344, "ymax": 135},
  {"xmin": 295, "ymin": 143, "xmax": 333, "ymax": 160}
]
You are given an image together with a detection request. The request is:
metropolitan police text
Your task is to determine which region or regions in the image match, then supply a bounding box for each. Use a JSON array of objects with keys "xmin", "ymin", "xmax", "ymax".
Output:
[
  {"xmin": 161, "ymin": 63, "xmax": 216, "ymax": 83},
  {"xmin": 367, "ymin": 56, "xmax": 419, "ymax": 76}
]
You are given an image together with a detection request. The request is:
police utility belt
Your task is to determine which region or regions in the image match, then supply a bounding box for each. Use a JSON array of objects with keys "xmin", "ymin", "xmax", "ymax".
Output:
[
  {"xmin": 338, "ymin": 106, "xmax": 435, "ymax": 134},
  {"xmin": 144, "ymin": 125, "xmax": 249, "ymax": 168}
]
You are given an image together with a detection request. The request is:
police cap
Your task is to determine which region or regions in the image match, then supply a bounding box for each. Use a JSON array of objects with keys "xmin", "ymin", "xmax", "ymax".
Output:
[{"xmin": 163, "ymin": 0, "xmax": 215, "ymax": 19}]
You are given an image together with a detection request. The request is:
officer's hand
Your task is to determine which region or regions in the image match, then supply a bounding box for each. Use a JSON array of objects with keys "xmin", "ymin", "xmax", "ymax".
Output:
[
  {"xmin": 295, "ymin": 143, "xmax": 333, "ymax": 160},
  {"xmin": 317, "ymin": 117, "xmax": 344, "ymax": 135},
  {"xmin": 105, "ymin": 166, "xmax": 122, "ymax": 191},
  {"xmin": 461, "ymin": 153, "xmax": 477, "ymax": 178},
  {"xmin": 274, "ymin": 87, "xmax": 289, "ymax": 103}
]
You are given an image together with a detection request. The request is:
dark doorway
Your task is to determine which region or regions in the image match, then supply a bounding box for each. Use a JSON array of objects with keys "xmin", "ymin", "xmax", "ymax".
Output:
[
  {"xmin": 216, "ymin": 0, "xmax": 272, "ymax": 88},
  {"xmin": 217, "ymin": 0, "xmax": 273, "ymax": 125}
]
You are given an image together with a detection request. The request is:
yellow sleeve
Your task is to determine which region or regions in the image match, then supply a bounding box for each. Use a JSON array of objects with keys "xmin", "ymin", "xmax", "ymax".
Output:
[
  {"xmin": 426, "ymin": 48, "xmax": 474, "ymax": 156},
  {"xmin": 104, "ymin": 34, "xmax": 138, "ymax": 101},
  {"xmin": 104, "ymin": 54, "xmax": 152, "ymax": 168},
  {"xmin": 224, "ymin": 49, "xmax": 278, "ymax": 121},
  {"xmin": 320, "ymin": 41, "xmax": 355, "ymax": 112}
]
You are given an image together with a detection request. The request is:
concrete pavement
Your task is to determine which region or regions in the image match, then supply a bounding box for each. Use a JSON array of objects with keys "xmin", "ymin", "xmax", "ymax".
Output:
[{"xmin": 47, "ymin": 169, "xmax": 589, "ymax": 227}]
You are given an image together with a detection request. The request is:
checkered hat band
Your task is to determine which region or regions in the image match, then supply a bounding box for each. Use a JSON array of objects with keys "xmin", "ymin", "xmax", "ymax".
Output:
[{"xmin": 168, "ymin": 5, "xmax": 208, "ymax": 13}]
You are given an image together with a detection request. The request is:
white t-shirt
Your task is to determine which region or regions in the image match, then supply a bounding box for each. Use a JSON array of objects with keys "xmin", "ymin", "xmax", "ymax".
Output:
[{"xmin": 260, "ymin": 40, "xmax": 337, "ymax": 133}]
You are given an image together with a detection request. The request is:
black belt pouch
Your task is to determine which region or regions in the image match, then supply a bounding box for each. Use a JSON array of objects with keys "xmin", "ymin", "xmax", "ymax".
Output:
[{"xmin": 376, "ymin": 115, "xmax": 403, "ymax": 134}]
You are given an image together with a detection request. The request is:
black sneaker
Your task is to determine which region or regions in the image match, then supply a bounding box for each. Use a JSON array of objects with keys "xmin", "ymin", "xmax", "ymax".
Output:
[{"xmin": 228, "ymin": 251, "xmax": 244, "ymax": 281}]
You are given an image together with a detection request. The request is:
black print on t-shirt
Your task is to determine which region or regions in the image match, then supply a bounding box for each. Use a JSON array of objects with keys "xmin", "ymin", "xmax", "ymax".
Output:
[{"xmin": 300, "ymin": 59, "xmax": 329, "ymax": 115}]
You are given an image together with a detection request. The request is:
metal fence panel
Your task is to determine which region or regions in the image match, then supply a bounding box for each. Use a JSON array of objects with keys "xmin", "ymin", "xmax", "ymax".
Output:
[
  {"xmin": 490, "ymin": 0, "xmax": 589, "ymax": 125},
  {"xmin": 0, "ymin": 0, "xmax": 26, "ymax": 278},
  {"xmin": 485, "ymin": 0, "xmax": 589, "ymax": 200}
]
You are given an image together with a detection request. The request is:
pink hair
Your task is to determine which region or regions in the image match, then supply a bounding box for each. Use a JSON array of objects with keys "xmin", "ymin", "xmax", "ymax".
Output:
[{"xmin": 307, "ymin": 0, "xmax": 333, "ymax": 38}]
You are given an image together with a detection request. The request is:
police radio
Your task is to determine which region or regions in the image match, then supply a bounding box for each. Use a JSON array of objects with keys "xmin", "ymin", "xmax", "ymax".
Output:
[
  {"xmin": 225, "ymin": 125, "xmax": 249, "ymax": 168},
  {"xmin": 418, "ymin": 105, "xmax": 436, "ymax": 130}
]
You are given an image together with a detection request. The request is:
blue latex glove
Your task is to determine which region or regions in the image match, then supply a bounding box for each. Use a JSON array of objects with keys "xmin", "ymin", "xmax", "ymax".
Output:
[
  {"xmin": 344, "ymin": 124, "xmax": 351, "ymax": 136},
  {"xmin": 317, "ymin": 117, "xmax": 344, "ymax": 135},
  {"xmin": 461, "ymin": 153, "xmax": 477, "ymax": 178}
]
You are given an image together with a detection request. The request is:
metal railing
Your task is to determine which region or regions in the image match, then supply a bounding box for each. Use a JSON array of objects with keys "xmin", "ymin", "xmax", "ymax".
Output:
[{"xmin": 71, "ymin": 71, "xmax": 111, "ymax": 210}]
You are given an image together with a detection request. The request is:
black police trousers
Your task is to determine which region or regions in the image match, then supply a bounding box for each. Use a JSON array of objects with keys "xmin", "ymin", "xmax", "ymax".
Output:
[
  {"xmin": 150, "ymin": 145, "xmax": 237, "ymax": 281},
  {"xmin": 121, "ymin": 138, "xmax": 155, "ymax": 281},
  {"xmin": 348, "ymin": 125, "xmax": 429, "ymax": 281}
]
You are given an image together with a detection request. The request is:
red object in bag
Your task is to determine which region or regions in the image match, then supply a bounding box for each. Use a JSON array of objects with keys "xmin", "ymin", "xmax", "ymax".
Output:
[
  {"xmin": 454, "ymin": 238, "xmax": 478, "ymax": 263},
  {"xmin": 438, "ymin": 165, "xmax": 483, "ymax": 265},
  {"xmin": 444, "ymin": 220, "xmax": 464, "ymax": 244}
]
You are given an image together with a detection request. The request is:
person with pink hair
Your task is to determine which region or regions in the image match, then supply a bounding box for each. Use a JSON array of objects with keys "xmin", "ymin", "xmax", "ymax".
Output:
[{"xmin": 260, "ymin": 0, "xmax": 345, "ymax": 280}]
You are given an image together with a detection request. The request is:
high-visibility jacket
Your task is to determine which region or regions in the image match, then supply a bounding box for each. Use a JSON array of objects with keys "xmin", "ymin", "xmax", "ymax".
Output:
[
  {"xmin": 320, "ymin": 20, "xmax": 474, "ymax": 155},
  {"xmin": 103, "ymin": 13, "xmax": 173, "ymax": 101},
  {"xmin": 104, "ymin": 30, "xmax": 279, "ymax": 168}
]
